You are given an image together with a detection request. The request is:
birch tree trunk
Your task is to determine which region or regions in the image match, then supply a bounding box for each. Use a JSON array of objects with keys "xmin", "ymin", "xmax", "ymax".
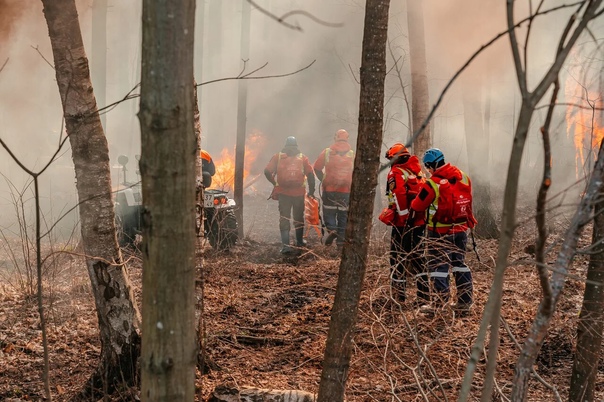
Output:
[
  {"xmin": 41, "ymin": 0, "xmax": 142, "ymax": 395},
  {"xmin": 138, "ymin": 0, "xmax": 197, "ymax": 400},
  {"xmin": 316, "ymin": 0, "xmax": 390, "ymax": 400},
  {"xmin": 406, "ymin": 0, "xmax": 430, "ymax": 155}
]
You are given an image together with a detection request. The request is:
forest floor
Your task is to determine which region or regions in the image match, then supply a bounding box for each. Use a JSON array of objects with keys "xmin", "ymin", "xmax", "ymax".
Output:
[{"xmin": 0, "ymin": 194, "xmax": 599, "ymax": 401}]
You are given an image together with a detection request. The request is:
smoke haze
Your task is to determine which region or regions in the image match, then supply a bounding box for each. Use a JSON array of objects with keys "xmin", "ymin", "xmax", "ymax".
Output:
[{"xmin": 0, "ymin": 0, "xmax": 603, "ymax": 239}]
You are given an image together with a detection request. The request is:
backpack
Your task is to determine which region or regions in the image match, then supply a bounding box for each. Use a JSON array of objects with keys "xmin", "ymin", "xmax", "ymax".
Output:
[
  {"xmin": 428, "ymin": 173, "xmax": 476, "ymax": 228},
  {"xmin": 276, "ymin": 152, "xmax": 305, "ymax": 189},
  {"xmin": 386, "ymin": 167, "xmax": 425, "ymax": 227},
  {"xmin": 324, "ymin": 148, "xmax": 354, "ymax": 189}
]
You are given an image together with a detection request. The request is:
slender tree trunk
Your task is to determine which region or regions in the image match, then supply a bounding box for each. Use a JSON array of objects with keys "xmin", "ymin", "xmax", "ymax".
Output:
[
  {"xmin": 234, "ymin": 0, "xmax": 251, "ymax": 238},
  {"xmin": 41, "ymin": 0, "xmax": 142, "ymax": 395},
  {"xmin": 406, "ymin": 0, "xmax": 430, "ymax": 155},
  {"xmin": 316, "ymin": 0, "xmax": 390, "ymax": 401},
  {"xmin": 462, "ymin": 75, "xmax": 499, "ymax": 238},
  {"xmin": 138, "ymin": 0, "xmax": 197, "ymax": 400},
  {"xmin": 569, "ymin": 186, "xmax": 604, "ymax": 401}
]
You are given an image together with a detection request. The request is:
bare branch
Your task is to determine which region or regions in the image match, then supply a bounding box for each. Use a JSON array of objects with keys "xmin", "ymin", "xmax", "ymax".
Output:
[
  {"xmin": 534, "ymin": 79, "xmax": 559, "ymax": 302},
  {"xmin": 246, "ymin": 0, "xmax": 343, "ymax": 31},
  {"xmin": 30, "ymin": 45, "xmax": 54, "ymax": 70},
  {"xmin": 197, "ymin": 60, "xmax": 316, "ymax": 87},
  {"xmin": 0, "ymin": 58, "xmax": 8, "ymax": 74}
]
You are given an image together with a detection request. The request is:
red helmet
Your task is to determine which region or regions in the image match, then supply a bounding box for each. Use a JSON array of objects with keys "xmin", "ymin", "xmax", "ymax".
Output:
[
  {"xmin": 385, "ymin": 143, "xmax": 409, "ymax": 160},
  {"xmin": 334, "ymin": 129, "xmax": 349, "ymax": 142}
]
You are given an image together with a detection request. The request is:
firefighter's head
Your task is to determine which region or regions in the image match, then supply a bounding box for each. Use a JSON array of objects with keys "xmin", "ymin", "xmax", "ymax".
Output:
[
  {"xmin": 423, "ymin": 148, "xmax": 445, "ymax": 170},
  {"xmin": 334, "ymin": 129, "xmax": 349, "ymax": 142},
  {"xmin": 385, "ymin": 143, "xmax": 410, "ymax": 161},
  {"xmin": 285, "ymin": 136, "xmax": 298, "ymax": 147}
]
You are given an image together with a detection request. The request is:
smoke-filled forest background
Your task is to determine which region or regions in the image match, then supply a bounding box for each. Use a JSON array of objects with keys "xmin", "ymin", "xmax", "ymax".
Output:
[{"xmin": 0, "ymin": 0, "xmax": 602, "ymax": 237}]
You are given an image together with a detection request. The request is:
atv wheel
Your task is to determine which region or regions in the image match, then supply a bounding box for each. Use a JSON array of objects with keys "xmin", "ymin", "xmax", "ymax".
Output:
[{"xmin": 208, "ymin": 210, "xmax": 238, "ymax": 250}]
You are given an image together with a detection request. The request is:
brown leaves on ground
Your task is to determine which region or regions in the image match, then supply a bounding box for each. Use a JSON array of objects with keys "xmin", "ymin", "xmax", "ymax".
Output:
[{"xmin": 0, "ymin": 215, "xmax": 594, "ymax": 401}]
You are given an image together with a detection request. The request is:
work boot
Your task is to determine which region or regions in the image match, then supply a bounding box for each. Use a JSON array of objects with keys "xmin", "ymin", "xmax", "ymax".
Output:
[
  {"xmin": 451, "ymin": 302, "xmax": 472, "ymax": 317},
  {"xmin": 280, "ymin": 230, "xmax": 291, "ymax": 254},
  {"xmin": 295, "ymin": 228, "xmax": 306, "ymax": 248},
  {"xmin": 324, "ymin": 231, "xmax": 337, "ymax": 246}
]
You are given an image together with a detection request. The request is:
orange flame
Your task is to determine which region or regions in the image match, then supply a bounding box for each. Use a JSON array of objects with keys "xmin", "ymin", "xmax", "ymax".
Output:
[
  {"xmin": 212, "ymin": 130, "xmax": 267, "ymax": 192},
  {"xmin": 565, "ymin": 81, "xmax": 604, "ymax": 176}
]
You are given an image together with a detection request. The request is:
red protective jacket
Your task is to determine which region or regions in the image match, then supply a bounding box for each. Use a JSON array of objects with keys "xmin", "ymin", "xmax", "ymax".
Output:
[
  {"xmin": 410, "ymin": 163, "xmax": 472, "ymax": 234},
  {"xmin": 313, "ymin": 140, "xmax": 354, "ymax": 193},
  {"xmin": 264, "ymin": 148, "xmax": 315, "ymax": 197},
  {"xmin": 386, "ymin": 155, "xmax": 426, "ymax": 227}
]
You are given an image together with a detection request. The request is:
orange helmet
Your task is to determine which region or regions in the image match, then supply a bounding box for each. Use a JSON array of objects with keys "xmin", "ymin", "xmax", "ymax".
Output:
[
  {"xmin": 200, "ymin": 149, "xmax": 212, "ymax": 162},
  {"xmin": 334, "ymin": 129, "xmax": 349, "ymax": 142},
  {"xmin": 385, "ymin": 143, "xmax": 409, "ymax": 160}
]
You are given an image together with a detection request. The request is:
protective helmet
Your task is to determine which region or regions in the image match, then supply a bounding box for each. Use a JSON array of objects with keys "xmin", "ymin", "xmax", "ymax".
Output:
[
  {"xmin": 385, "ymin": 143, "xmax": 410, "ymax": 160},
  {"xmin": 423, "ymin": 148, "xmax": 445, "ymax": 166},
  {"xmin": 285, "ymin": 136, "xmax": 298, "ymax": 147},
  {"xmin": 334, "ymin": 129, "xmax": 349, "ymax": 142}
]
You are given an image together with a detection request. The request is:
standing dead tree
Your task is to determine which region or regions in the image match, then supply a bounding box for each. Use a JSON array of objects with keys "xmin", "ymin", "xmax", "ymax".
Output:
[
  {"xmin": 316, "ymin": 0, "xmax": 391, "ymax": 401},
  {"xmin": 458, "ymin": 1, "xmax": 604, "ymax": 401},
  {"xmin": 0, "ymin": 137, "xmax": 70, "ymax": 401}
]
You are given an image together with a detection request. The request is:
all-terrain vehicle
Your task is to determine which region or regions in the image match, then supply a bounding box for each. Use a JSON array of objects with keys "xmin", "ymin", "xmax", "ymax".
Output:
[
  {"xmin": 114, "ymin": 155, "xmax": 142, "ymax": 247},
  {"xmin": 196, "ymin": 188, "xmax": 238, "ymax": 250},
  {"xmin": 113, "ymin": 154, "xmax": 238, "ymax": 250}
]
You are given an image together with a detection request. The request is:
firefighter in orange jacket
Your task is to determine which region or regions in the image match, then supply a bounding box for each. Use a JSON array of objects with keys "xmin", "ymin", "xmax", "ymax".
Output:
[
  {"xmin": 200, "ymin": 149, "xmax": 215, "ymax": 188},
  {"xmin": 384, "ymin": 143, "xmax": 430, "ymax": 304},
  {"xmin": 409, "ymin": 148, "xmax": 476, "ymax": 315},
  {"xmin": 313, "ymin": 129, "xmax": 354, "ymax": 248},
  {"xmin": 264, "ymin": 136, "xmax": 316, "ymax": 254}
]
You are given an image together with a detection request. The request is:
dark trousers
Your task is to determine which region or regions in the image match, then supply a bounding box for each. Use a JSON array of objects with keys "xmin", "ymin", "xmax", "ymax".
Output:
[
  {"xmin": 390, "ymin": 225, "xmax": 430, "ymax": 302},
  {"xmin": 278, "ymin": 194, "xmax": 305, "ymax": 244},
  {"xmin": 322, "ymin": 191, "xmax": 349, "ymax": 245},
  {"xmin": 427, "ymin": 230, "xmax": 473, "ymax": 305}
]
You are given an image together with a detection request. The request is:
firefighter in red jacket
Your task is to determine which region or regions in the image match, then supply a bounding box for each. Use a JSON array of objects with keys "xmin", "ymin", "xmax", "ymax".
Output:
[
  {"xmin": 264, "ymin": 136, "xmax": 316, "ymax": 254},
  {"xmin": 384, "ymin": 143, "xmax": 430, "ymax": 304},
  {"xmin": 409, "ymin": 148, "xmax": 476, "ymax": 315},
  {"xmin": 313, "ymin": 129, "xmax": 354, "ymax": 248}
]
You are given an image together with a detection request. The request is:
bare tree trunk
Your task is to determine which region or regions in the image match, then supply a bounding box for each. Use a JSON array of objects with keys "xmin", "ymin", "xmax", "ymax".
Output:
[
  {"xmin": 234, "ymin": 0, "xmax": 251, "ymax": 238},
  {"xmin": 316, "ymin": 0, "xmax": 390, "ymax": 401},
  {"xmin": 569, "ymin": 183, "xmax": 604, "ymax": 401},
  {"xmin": 406, "ymin": 0, "xmax": 430, "ymax": 155},
  {"xmin": 41, "ymin": 0, "xmax": 142, "ymax": 395},
  {"xmin": 138, "ymin": 0, "xmax": 197, "ymax": 400},
  {"xmin": 462, "ymin": 75, "xmax": 499, "ymax": 239}
]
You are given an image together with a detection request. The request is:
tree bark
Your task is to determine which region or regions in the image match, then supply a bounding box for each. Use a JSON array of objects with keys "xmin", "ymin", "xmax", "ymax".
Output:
[
  {"xmin": 40, "ymin": 0, "xmax": 142, "ymax": 395},
  {"xmin": 316, "ymin": 0, "xmax": 390, "ymax": 401},
  {"xmin": 406, "ymin": 0, "xmax": 430, "ymax": 155},
  {"xmin": 138, "ymin": 0, "xmax": 197, "ymax": 400},
  {"xmin": 234, "ymin": 0, "xmax": 251, "ymax": 238},
  {"xmin": 569, "ymin": 182, "xmax": 604, "ymax": 401}
]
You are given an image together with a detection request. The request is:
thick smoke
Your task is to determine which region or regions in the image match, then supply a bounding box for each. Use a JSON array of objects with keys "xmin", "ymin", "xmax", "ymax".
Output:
[{"xmin": 0, "ymin": 0, "xmax": 23, "ymax": 45}]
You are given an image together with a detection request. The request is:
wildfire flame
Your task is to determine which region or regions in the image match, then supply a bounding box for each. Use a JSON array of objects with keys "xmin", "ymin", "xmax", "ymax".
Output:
[
  {"xmin": 212, "ymin": 130, "xmax": 267, "ymax": 192},
  {"xmin": 565, "ymin": 80, "xmax": 604, "ymax": 176}
]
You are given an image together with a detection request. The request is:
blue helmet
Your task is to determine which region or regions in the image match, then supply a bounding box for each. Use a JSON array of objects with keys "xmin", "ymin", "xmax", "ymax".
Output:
[{"xmin": 423, "ymin": 148, "xmax": 445, "ymax": 166}]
